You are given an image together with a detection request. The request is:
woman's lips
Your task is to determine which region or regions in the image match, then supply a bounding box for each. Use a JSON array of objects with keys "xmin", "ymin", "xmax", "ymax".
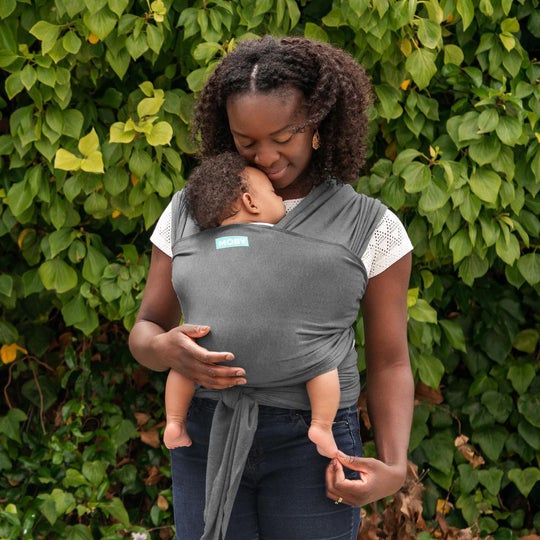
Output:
[{"xmin": 264, "ymin": 165, "xmax": 288, "ymax": 182}]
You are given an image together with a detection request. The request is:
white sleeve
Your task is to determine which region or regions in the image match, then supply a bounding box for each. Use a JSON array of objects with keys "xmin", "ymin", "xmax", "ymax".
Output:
[
  {"xmin": 361, "ymin": 209, "xmax": 413, "ymax": 278},
  {"xmin": 150, "ymin": 201, "xmax": 173, "ymax": 258}
]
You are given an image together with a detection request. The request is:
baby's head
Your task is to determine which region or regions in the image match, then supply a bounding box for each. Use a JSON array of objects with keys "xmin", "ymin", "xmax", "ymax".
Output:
[{"xmin": 186, "ymin": 152, "xmax": 286, "ymax": 229}]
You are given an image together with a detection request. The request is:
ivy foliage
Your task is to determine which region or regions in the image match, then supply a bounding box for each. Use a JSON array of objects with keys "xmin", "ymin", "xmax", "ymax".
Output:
[{"xmin": 0, "ymin": 0, "xmax": 539, "ymax": 538}]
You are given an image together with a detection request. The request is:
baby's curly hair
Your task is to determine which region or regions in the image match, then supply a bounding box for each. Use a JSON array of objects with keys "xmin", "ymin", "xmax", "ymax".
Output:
[
  {"xmin": 192, "ymin": 35, "xmax": 373, "ymax": 184},
  {"xmin": 186, "ymin": 152, "xmax": 250, "ymax": 229}
]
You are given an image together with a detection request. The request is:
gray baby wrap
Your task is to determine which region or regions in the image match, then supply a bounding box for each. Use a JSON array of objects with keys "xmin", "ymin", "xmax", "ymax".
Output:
[{"xmin": 170, "ymin": 181, "xmax": 386, "ymax": 540}]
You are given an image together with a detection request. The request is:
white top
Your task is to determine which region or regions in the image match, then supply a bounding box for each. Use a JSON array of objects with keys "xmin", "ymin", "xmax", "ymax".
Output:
[{"xmin": 150, "ymin": 198, "xmax": 413, "ymax": 278}]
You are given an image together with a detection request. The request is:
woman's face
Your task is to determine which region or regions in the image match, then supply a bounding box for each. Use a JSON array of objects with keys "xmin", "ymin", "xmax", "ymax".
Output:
[{"xmin": 226, "ymin": 88, "xmax": 315, "ymax": 199}]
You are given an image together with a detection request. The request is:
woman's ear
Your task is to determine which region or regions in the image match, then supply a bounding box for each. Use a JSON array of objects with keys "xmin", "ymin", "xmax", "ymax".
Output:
[{"xmin": 241, "ymin": 192, "xmax": 259, "ymax": 214}]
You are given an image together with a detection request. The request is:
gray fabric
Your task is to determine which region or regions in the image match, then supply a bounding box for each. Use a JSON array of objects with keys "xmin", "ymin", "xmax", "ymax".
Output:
[{"xmin": 170, "ymin": 180, "xmax": 387, "ymax": 540}]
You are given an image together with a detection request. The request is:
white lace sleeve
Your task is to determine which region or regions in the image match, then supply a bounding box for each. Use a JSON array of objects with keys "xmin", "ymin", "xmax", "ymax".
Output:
[
  {"xmin": 151, "ymin": 202, "xmax": 412, "ymax": 275},
  {"xmin": 361, "ymin": 209, "xmax": 413, "ymax": 278},
  {"xmin": 150, "ymin": 201, "xmax": 173, "ymax": 257}
]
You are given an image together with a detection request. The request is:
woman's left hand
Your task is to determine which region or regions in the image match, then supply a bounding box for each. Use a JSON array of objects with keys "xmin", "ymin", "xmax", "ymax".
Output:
[{"xmin": 325, "ymin": 451, "xmax": 406, "ymax": 507}]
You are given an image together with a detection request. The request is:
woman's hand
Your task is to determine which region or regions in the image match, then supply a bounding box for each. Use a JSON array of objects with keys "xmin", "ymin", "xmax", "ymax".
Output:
[
  {"xmin": 325, "ymin": 451, "xmax": 407, "ymax": 507},
  {"xmin": 152, "ymin": 323, "xmax": 247, "ymax": 389}
]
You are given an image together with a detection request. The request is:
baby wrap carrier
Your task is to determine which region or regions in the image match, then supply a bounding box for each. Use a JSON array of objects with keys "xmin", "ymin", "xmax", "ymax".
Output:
[{"xmin": 170, "ymin": 181, "xmax": 386, "ymax": 540}]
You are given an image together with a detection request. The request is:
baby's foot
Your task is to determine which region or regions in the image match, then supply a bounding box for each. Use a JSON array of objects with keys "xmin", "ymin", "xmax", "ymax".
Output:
[
  {"xmin": 308, "ymin": 421, "xmax": 338, "ymax": 458},
  {"xmin": 163, "ymin": 421, "xmax": 192, "ymax": 449}
]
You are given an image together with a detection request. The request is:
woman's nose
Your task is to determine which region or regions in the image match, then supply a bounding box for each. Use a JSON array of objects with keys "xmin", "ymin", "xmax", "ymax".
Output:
[{"xmin": 253, "ymin": 146, "xmax": 279, "ymax": 168}]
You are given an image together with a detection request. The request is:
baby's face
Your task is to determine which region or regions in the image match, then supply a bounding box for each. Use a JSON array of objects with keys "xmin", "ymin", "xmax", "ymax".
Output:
[{"xmin": 244, "ymin": 167, "xmax": 287, "ymax": 224}]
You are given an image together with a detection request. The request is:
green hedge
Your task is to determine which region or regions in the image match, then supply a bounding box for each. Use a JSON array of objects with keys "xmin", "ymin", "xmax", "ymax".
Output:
[{"xmin": 0, "ymin": 0, "xmax": 539, "ymax": 538}]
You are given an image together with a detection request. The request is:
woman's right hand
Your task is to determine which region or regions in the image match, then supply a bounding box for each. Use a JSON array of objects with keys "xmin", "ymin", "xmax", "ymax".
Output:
[{"xmin": 152, "ymin": 323, "xmax": 247, "ymax": 389}]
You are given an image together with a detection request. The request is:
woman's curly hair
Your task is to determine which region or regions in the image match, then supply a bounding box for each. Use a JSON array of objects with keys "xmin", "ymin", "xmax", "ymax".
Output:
[
  {"xmin": 186, "ymin": 152, "xmax": 250, "ymax": 229},
  {"xmin": 192, "ymin": 35, "xmax": 373, "ymax": 184}
]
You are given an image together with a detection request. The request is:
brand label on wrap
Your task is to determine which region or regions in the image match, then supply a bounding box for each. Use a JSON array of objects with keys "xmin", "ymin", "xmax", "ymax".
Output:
[{"xmin": 215, "ymin": 236, "xmax": 249, "ymax": 249}]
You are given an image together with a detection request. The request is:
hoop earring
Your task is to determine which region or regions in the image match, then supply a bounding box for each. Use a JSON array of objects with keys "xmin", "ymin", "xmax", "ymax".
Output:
[{"xmin": 312, "ymin": 130, "xmax": 320, "ymax": 150}]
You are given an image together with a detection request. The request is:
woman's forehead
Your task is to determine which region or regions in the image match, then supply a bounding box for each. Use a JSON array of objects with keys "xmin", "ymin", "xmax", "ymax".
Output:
[{"xmin": 226, "ymin": 90, "xmax": 307, "ymax": 134}]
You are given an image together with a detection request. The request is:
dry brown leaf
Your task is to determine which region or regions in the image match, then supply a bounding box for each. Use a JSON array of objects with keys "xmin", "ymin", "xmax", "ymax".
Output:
[
  {"xmin": 140, "ymin": 428, "xmax": 161, "ymax": 448},
  {"xmin": 415, "ymin": 381, "xmax": 444, "ymax": 405},
  {"xmin": 144, "ymin": 465, "xmax": 163, "ymax": 485},
  {"xmin": 455, "ymin": 435, "xmax": 485, "ymax": 468},
  {"xmin": 135, "ymin": 411, "xmax": 152, "ymax": 427},
  {"xmin": 157, "ymin": 494, "xmax": 169, "ymax": 511}
]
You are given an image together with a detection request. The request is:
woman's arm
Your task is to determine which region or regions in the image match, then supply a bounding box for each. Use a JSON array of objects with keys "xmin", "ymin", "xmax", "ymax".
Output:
[
  {"xmin": 129, "ymin": 246, "xmax": 247, "ymax": 388},
  {"xmin": 326, "ymin": 253, "xmax": 414, "ymax": 505}
]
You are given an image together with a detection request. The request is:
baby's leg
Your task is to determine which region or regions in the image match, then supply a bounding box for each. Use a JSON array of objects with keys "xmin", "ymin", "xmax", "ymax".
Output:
[
  {"xmin": 306, "ymin": 369, "xmax": 340, "ymax": 458},
  {"xmin": 163, "ymin": 370, "xmax": 195, "ymax": 449}
]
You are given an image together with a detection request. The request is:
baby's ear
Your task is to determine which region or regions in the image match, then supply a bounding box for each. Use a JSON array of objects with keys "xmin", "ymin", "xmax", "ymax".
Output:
[{"xmin": 241, "ymin": 192, "xmax": 259, "ymax": 214}]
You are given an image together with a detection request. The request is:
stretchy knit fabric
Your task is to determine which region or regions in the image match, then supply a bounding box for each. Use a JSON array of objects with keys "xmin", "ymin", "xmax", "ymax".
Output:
[{"xmin": 170, "ymin": 180, "xmax": 387, "ymax": 540}]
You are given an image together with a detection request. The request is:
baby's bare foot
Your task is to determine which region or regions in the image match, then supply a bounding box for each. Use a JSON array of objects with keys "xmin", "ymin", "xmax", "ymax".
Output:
[
  {"xmin": 164, "ymin": 421, "xmax": 192, "ymax": 449},
  {"xmin": 308, "ymin": 422, "xmax": 338, "ymax": 458}
]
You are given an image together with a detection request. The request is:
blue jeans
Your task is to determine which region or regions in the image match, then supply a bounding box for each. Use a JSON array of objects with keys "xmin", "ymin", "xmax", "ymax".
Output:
[{"xmin": 170, "ymin": 397, "xmax": 362, "ymax": 539}]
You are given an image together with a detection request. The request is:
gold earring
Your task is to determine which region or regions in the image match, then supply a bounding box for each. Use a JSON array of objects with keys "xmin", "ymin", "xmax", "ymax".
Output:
[{"xmin": 312, "ymin": 130, "xmax": 320, "ymax": 150}]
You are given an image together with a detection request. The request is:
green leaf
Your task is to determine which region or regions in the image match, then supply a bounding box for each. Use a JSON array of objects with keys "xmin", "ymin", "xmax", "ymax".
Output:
[
  {"xmin": 80, "ymin": 151, "xmax": 104, "ymax": 173},
  {"xmin": 456, "ymin": 0, "xmax": 474, "ymax": 30},
  {"xmin": 137, "ymin": 96, "xmax": 164, "ymax": 118},
  {"xmin": 62, "ymin": 109, "xmax": 84, "ymax": 139},
  {"xmin": 439, "ymin": 319, "xmax": 467, "ymax": 352},
  {"xmin": 5, "ymin": 72, "xmax": 24, "ymax": 99},
  {"xmin": 401, "ymin": 162, "xmax": 431, "ymax": 193},
  {"xmin": 82, "ymin": 460, "xmax": 106, "ymax": 486},
  {"xmin": 6, "ymin": 180, "xmax": 34, "ymax": 217},
  {"xmin": 406, "ymin": 48, "xmax": 437, "ymax": 89},
  {"xmin": 507, "ymin": 363, "xmax": 536, "ymax": 394},
  {"xmin": 82, "ymin": 245, "xmax": 108, "ymax": 284},
  {"xmin": 495, "ymin": 232, "xmax": 520, "ymax": 266},
  {"xmin": 408, "ymin": 298, "xmax": 438, "ymax": 323},
  {"xmin": 513, "ymin": 329, "xmax": 539, "ymax": 354},
  {"xmin": 38, "ymin": 259, "xmax": 78, "ymax": 293},
  {"xmin": 146, "ymin": 23, "xmax": 164, "ymax": 54},
  {"xmin": 78, "ymin": 128, "xmax": 100, "ymax": 156},
  {"xmin": 508, "ymin": 468, "xmax": 540, "ymax": 498},
  {"xmin": 83, "ymin": 7, "xmax": 117, "ymax": 41},
  {"xmin": 449, "ymin": 229, "xmax": 472, "ymax": 264},
  {"xmin": 415, "ymin": 353, "xmax": 445, "ymax": 389},
  {"xmin": 473, "ymin": 426, "xmax": 507, "ymax": 462},
  {"xmin": 47, "ymin": 228, "xmax": 76, "ymax": 258},
  {"xmin": 30, "ymin": 21, "xmax": 62, "ymax": 54},
  {"xmin": 146, "ymin": 121, "xmax": 173, "ymax": 146},
  {"xmin": 126, "ymin": 32, "xmax": 149, "ymax": 60},
  {"xmin": 0, "ymin": 274, "xmax": 13, "ymax": 297},
  {"xmin": 516, "ymin": 253, "xmax": 540, "ymax": 285},
  {"xmin": 518, "ymin": 394, "xmax": 540, "ymax": 427},
  {"xmin": 55, "ymin": 149, "xmax": 82, "ymax": 171},
  {"xmin": 477, "ymin": 468, "xmax": 503, "ymax": 496},
  {"xmin": 374, "ymin": 84, "xmax": 402, "ymax": 120},
  {"xmin": 469, "ymin": 169, "xmax": 501, "ymax": 204},
  {"xmin": 62, "ymin": 31, "xmax": 82, "ymax": 54},
  {"xmin": 98, "ymin": 497, "xmax": 130, "ymax": 527},
  {"xmin": 20, "ymin": 64, "xmax": 37, "ymax": 91},
  {"xmin": 61, "ymin": 294, "xmax": 88, "ymax": 325},
  {"xmin": 110, "ymin": 121, "xmax": 136, "ymax": 143},
  {"xmin": 416, "ymin": 18, "xmax": 442, "ymax": 49},
  {"xmin": 0, "ymin": 408, "xmax": 27, "ymax": 443},
  {"xmin": 304, "ymin": 22, "xmax": 329, "ymax": 42},
  {"xmin": 468, "ymin": 136, "xmax": 500, "ymax": 166},
  {"xmin": 443, "ymin": 44, "xmax": 464, "ymax": 65},
  {"xmin": 458, "ymin": 253, "xmax": 489, "ymax": 285},
  {"xmin": 496, "ymin": 115, "xmax": 523, "ymax": 146},
  {"xmin": 63, "ymin": 468, "xmax": 90, "ymax": 488}
]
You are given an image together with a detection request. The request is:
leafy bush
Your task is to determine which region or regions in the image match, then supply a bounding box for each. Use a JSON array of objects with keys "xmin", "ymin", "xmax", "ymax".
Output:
[{"xmin": 0, "ymin": 0, "xmax": 539, "ymax": 538}]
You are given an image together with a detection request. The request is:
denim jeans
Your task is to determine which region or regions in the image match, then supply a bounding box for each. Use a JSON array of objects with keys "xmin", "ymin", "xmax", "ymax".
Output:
[{"xmin": 170, "ymin": 397, "xmax": 362, "ymax": 539}]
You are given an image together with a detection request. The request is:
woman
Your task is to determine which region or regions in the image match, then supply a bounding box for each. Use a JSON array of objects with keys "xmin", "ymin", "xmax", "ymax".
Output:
[{"xmin": 129, "ymin": 35, "xmax": 414, "ymax": 540}]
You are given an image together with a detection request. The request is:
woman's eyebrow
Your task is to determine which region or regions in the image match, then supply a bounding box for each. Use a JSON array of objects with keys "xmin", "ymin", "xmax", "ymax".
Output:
[{"xmin": 230, "ymin": 124, "xmax": 298, "ymax": 138}]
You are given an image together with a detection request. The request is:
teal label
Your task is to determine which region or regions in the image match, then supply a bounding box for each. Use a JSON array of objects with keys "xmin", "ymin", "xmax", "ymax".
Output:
[{"xmin": 215, "ymin": 236, "xmax": 249, "ymax": 249}]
